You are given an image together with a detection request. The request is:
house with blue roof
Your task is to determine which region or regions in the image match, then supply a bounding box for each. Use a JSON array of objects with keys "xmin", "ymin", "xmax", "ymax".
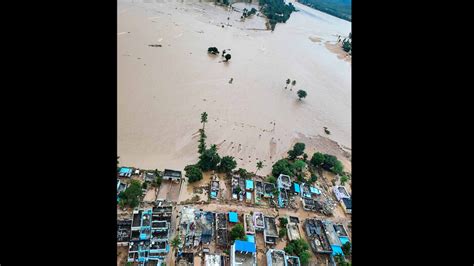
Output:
[{"xmin": 230, "ymin": 240, "xmax": 257, "ymax": 266}]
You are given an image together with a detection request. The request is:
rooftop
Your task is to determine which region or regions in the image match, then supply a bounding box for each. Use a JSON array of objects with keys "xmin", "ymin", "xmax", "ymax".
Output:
[
  {"xmin": 341, "ymin": 198, "xmax": 352, "ymax": 210},
  {"xmin": 293, "ymin": 183, "xmax": 301, "ymax": 193},
  {"xmin": 235, "ymin": 240, "xmax": 256, "ymax": 253},
  {"xmin": 229, "ymin": 212, "xmax": 238, "ymax": 223},
  {"xmin": 246, "ymin": 179, "xmax": 254, "ymax": 190}
]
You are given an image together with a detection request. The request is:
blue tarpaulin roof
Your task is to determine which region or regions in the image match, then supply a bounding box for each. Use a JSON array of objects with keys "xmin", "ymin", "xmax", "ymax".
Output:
[
  {"xmin": 119, "ymin": 167, "xmax": 132, "ymax": 174},
  {"xmin": 246, "ymin": 180, "xmax": 254, "ymax": 190},
  {"xmin": 310, "ymin": 186, "xmax": 321, "ymax": 195},
  {"xmin": 246, "ymin": 234, "xmax": 255, "ymax": 243},
  {"xmin": 229, "ymin": 212, "xmax": 238, "ymax": 223},
  {"xmin": 211, "ymin": 191, "xmax": 217, "ymax": 198},
  {"xmin": 331, "ymin": 245, "xmax": 344, "ymax": 256},
  {"xmin": 293, "ymin": 183, "xmax": 301, "ymax": 193},
  {"xmin": 339, "ymin": 236, "xmax": 350, "ymax": 245},
  {"xmin": 235, "ymin": 240, "xmax": 256, "ymax": 253}
]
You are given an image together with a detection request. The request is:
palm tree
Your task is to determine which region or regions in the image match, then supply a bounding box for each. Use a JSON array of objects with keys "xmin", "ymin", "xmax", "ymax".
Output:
[
  {"xmin": 291, "ymin": 80, "xmax": 296, "ymax": 91},
  {"xmin": 256, "ymin": 161, "xmax": 264, "ymax": 175},
  {"xmin": 201, "ymin": 112, "xmax": 208, "ymax": 130},
  {"xmin": 171, "ymin": 236, "xmax": 181, "ymax": 251},
  {"xmin": 285, "ymin": 79, "xmax": 290, "ymax": 89},
  {"xmin": 297, "ymin": 89, "xmax": 307, "ymax": 101}
]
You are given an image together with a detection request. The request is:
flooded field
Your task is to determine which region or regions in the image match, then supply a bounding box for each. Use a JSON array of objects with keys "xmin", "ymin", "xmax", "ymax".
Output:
[{"xmin": 118, "ymin": 0, "xmax": 351, "ymax": 174}]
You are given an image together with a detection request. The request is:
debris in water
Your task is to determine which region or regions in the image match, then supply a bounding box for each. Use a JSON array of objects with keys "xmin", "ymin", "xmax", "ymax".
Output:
[
  {"xmin": 229, "ymin": 78, "xmax": 233, "ymax": 84},
  {"xmin": 148, "ymin": 44, "xmax": 162, "ymax": 47}
]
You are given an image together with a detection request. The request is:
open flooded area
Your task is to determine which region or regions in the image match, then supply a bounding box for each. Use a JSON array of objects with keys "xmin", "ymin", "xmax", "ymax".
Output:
[{"xmin": 118, "ymin": 0, "xmax": 351, "ymax": 174}]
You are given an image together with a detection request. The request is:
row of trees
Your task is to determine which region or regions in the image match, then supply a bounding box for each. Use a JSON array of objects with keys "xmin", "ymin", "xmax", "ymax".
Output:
[{"xmin": 185, "ymin": 112, "xmax": 239, "ymax": 183}]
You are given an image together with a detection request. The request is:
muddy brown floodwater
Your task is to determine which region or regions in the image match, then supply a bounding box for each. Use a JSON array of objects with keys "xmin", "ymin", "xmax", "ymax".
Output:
[{"xmin": 118, "ymin": 0, "xmax": 351, "ymax": 174}]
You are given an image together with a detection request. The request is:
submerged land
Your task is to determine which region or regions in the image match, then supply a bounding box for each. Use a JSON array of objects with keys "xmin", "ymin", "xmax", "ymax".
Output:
[
  {"xmin": 118, "ymin": 0, "xmax": 351, "ymax": 265},
  {"xmin": 118, "ymin": 0, "xmax": 351, "ymax": 175}
]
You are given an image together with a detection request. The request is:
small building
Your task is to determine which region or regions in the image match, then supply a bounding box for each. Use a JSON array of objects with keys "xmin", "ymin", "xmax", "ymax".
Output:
[
  {"xmin": 216, "ymin": 213, "xmax": 229, "ymax": 247},
  {"xmin": 266, "ymin": 249, "xmax": 301, "ymax": 266},
  {"xmin": 304, "ymin": 218, "xmax": 333, "ymax": 254},
  {"xmin": 244, "ymin": 213, "xmax": 255, "ymax": 235},
  {"xmin": 263, "ymin": 182, "xmax": 276, "ymax": 198},
  {"xmin": 333, "ymin": 186, "xmax": 350, "ymax": 201},
  {"xmin": 119, "ymin": 167, "xmax": 133, "ymax": 177},
  {"xmin": 310, "ymin": 186, "xmax": 321, "ymax": 195},
  {"xmin": 162, "ymin": 169, "xmax": 182, "ymax": 181},
  {"xmin": 117, "ymin": 219, "xmax": 132, "ymax": 245},
  {"xmin": 145, "ymin": 171, "xmax": 157, "ymax": 182},
  {"xmin": 277, "ymin": 174, "xmax": 292, "ymax": 190},
  {"xmin": 340, "ymin": 198, "xmax": 352, "ymax": 214},
  {"xmin": 292, "ymin": 183, "xmax": 301, "ymax": 196},
  {"xmin": 210, "ymin": 179, "xmax": 219, "ymax": 200},
  {"xmin": 205, "ymin": 253, "xmax": 225, "ymax": 266},
  {"xmin": 229, "ymin": 212, "xmax": 238, "ymax": 223},
  {"xmin": 263, "ymin": 216, "xmax": 278, "ymax": 245},
  {"xmin": 286, "ymin": 222, "xmax": 301, "ymax": 241},
  {"xmin": 246, "ymin": 179, "xmax": 254, "ymax": 191},
  {"xmin": 253, "ymin": 212, "xmax": 265, "ymax": 231},
  {"xmin": 230, "ymin": 240, "xmax": 257, "ymax": 266},
  {"xmin": 300, "ymin": 183, "xmax": 311, "ymax": 199}
]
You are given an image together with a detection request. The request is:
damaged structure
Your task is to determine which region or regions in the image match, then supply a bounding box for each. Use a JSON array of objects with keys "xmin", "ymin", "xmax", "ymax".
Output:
[
  {"xmin": 162, "ymin": 169, "xmax": 182, "ymax": 181},
  {"xmin": 230, "ymin": 240, "xmax": 256, "ymax": 266},
  {"xmin": 276, "ymin": 174, "xmax": 292, "ymax": 208},
  {"xmin": 253, "ymin": 212, "xmax": 265, "ymax": 231},
  {"xmin": 216, "ymin": 212, "xmax": 229, "ymax": 247},
  {"xmin": 333, "ymin": 186, "xmax": 350, "ymax": 201},
  {"xmin": 128, "ymin": 201, "xmax": 172, "ymax": 264},
  {"xmin": 304, "ymin": 218, "xmax": 333, "ymax": 254},
  {"xmin": 263, "ymin": 216, "xmax": 278, "ymax": 245},
  {"xmin": 205, "ymin": 253, "xmax": 227, "ymax": 266},
  {"xmin": 266, "ymin": 249, "xmax": 301, "ymax": 266},
  {"xmin": 118, "ymin": 219, "xmax": 132, "ymax": 246},
  {"xmin": 231, "ymin": 175, "xmax": 245, "ymax": 201},
  {"xmin": 180, "ymin": 207, "xmax": 215, "ymax": 249},
  {"xmin": 210, "ymin": 174, "xmax": 220, "ymax": 200},
  {"xmin": 323, "ymin": 221, "xmax": 345, "ymax": 256},
  {"xmin": 244, "ymin": 213, "xmax": 255, "ymax": 235},
  {"xmin": 286, "ymin": 221, "xmax": 301, "ymax": 241}
]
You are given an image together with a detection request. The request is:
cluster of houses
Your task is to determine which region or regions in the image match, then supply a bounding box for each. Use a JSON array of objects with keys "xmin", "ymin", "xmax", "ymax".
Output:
[
  {"xmin": 174, "ymin": 207, "xmax": 302, "ymax": 266},
  {"xmin": 304, "ymin": 218, "xmax": 351, "ymax": 261},
  {"xmin": 116, "ymin": 200, "xmax": 173, "ymax": 265}
]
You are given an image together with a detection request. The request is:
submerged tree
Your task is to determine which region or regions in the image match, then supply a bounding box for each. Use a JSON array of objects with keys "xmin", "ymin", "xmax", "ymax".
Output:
[
  {"xmin": 256, "ymin": 161, "xmax": 264, "ymax": 175},
  {"xmin": 201, "ymin": 112, "xmax": 208, "ymax": 130},
  {"xmin": 288, "ymin": 142, "xmax": 305, "ymax": 160},
  {"xmin": 218, "ymin": 156, "xmax": 237, "ymax": 173},
  {"xmin": 291, "ymin": 80, "xmax": 296, "ymax": 90},
  {"xmin": 198, "ymin": 144, "xmax": 221, "ymax": 171},
  {"xmin": 207, "ymin": 47, "xmax": 219, "ymax": 54},
  {"xmin": 285, "ymin": 78, "xmax": 290, "ymax": 89},
  {"xmin": 297, "ymin": 89, "xmax": 307, "ymax": 100},
  {"xmin": 225, "ymin": 54, "xmax": 232, "ymax": 61}
]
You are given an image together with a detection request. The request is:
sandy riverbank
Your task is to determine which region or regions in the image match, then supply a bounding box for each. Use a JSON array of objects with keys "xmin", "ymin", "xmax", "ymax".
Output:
[{"xmin": 118, "ymin": 0, "xmax": 351, "ymax": 174}]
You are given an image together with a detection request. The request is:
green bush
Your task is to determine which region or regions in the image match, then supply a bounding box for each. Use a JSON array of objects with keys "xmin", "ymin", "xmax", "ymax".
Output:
[
  {"xmin": 185, "ymin": 165, "xmax": 203, "ymax": 183},
  {"xmin": 230, "ymin": 223, "xmax": 246, "ymax": 241},
  {"xmin": 272, "ymin": 159, "xmax": 294, "ymax": 177},
  {"xmin": 218, "ymin": 156, "xmax": 237, "ymax": 173}
]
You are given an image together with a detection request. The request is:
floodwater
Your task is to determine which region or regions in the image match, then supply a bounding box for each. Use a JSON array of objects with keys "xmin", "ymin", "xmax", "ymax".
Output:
[{"xmin": 118, "ymin": 0, "xmax": 351, "ymax": 174}]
